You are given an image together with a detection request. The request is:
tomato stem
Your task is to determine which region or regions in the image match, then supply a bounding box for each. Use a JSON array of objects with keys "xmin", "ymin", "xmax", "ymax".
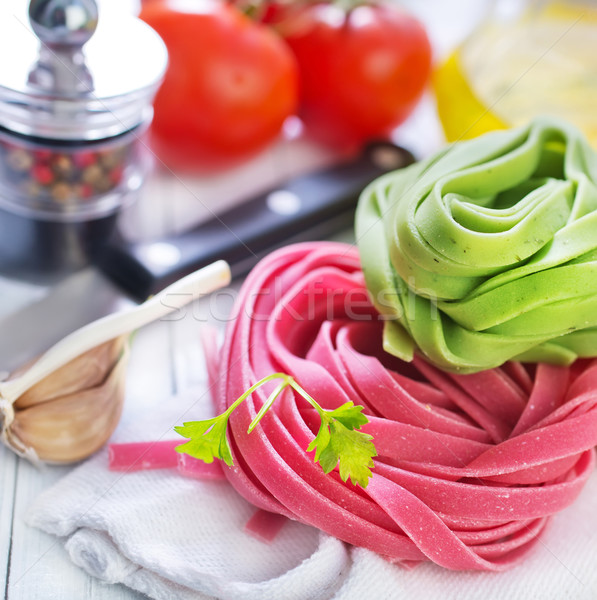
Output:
[
  {"xmin": 229, "ymin": 0, "xmax": 267, "ymax": 20},
  {"xmin": 333, "ymin": 0, "xmax": 373, "ymax": 14}
]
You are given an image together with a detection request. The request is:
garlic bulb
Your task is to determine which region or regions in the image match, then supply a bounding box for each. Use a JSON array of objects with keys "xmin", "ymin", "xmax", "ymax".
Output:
[
  {"xmin": 1, "ymin": 336, "xmax": 128, "ymax": 463},
  {"xmin": 0, "ymin": 261, "xmax": 231, "ymax": 464}
]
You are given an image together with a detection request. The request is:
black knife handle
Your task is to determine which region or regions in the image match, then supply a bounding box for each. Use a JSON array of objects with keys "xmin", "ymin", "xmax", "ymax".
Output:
[{"xmin": 97, "ymin": 142, "xmax": 414, "ymax": 300}]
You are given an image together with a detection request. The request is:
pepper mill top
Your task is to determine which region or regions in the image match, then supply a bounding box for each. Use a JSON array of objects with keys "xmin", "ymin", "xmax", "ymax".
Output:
[
  {"xmin": 29, "ymin": 0, "xmax": 98, "ymax": 47},
  {"xmin": 27, "ymin": 0, "xmax": 99, "ymax": 96}
]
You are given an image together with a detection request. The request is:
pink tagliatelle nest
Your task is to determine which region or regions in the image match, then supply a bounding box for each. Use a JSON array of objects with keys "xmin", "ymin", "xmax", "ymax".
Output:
[{"xmin": 207, "ymin": 242, "xmax": 597, "ymax": 571}]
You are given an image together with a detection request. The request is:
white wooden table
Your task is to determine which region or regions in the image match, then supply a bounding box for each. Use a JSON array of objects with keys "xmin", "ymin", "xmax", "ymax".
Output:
[{"xmin": 0, "ymin": 1, "xmax": 491, "ymax": 597}]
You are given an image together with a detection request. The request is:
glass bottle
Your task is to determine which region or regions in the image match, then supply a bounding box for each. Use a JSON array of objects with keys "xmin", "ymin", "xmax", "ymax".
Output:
[{"xmin": 433, "ymin": 0, "xmax": 597, "ymax": 145}]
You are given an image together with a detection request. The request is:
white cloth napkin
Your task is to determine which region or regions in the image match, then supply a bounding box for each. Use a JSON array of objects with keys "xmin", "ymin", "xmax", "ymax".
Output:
[{"xmin": 27, "ymin": 389, "xmax": 597, "ymax": 600}]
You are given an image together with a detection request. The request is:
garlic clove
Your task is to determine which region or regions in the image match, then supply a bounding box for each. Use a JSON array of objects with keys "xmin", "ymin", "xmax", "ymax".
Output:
[
  {"xmin": 13, "ymin": 336, "xmax": 126, "ymax": 409},
  {"xmin": 7, "ymin": 343, "xmax": 129, "ymax": 463}
]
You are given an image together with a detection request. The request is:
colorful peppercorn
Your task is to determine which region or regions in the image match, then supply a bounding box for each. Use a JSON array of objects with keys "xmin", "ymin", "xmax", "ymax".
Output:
[{"xmin": 0, "ymin": 135, "xmax": 134, "ymax": 206}]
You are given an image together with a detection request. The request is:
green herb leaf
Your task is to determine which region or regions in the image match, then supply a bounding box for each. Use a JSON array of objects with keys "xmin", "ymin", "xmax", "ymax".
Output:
[
  {"xmin": 307, "ymin": 411, "xmax": 376, "ymax": 488},
  {"xmin": 175, "ymin": 415, "xmax": 233, "ymax": 466},
  {"xmin": 330, "ymin": 421, "xmax": 376, "ymax": 487},
  {"xmin": 306, "ymin": 417, "xmax": 332, "ymax": 464},
  {"xmin": 174, "ymin": 374, "xmax": 377, "ymax": 487},
  {"xmin": 325, "ymin": 401, "xmax": 369, "ymax": 430}
]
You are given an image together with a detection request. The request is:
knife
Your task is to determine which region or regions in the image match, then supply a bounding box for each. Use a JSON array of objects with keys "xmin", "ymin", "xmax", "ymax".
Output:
[{"xmin": 0, "ymin": 141, "xmax": 413, "ymax": 374}]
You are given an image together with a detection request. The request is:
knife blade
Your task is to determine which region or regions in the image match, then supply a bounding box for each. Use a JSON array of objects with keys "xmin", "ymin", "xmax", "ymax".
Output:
[{"xmin": 0, "ymin": 141, "xmax": 413, "ymax": 374}]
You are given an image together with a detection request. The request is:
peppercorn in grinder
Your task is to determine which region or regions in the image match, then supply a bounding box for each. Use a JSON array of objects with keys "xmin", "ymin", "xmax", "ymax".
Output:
[{"xmin": 0, "ymin": 0, "xmax": 167, "ymax": 274}]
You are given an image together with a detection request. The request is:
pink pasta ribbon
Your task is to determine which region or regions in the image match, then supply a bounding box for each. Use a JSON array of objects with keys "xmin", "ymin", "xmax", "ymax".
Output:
[{"xmin": 209, "ymin": 242, "xmax": 597, "ymax": 571}]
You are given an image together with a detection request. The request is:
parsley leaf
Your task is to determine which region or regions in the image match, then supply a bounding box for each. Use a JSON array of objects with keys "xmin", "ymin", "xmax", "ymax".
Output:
[
  {"xmin": 307, "ymin": 405, "xmax": 377, "ymax": 488},
  {"xmin": 326, "ymin": 402, "xmax": 369, "ymax": 430},
  {"xmin": 330, "ymin": 421, "xmax": 376, "ymax": 487},
  {"xmin": 175, "ymin": 415, "xmax": 233, "ymax": 466},
  {"xmin": 175, "ymin": 373, "xmax": 377, "ymax": 487}
]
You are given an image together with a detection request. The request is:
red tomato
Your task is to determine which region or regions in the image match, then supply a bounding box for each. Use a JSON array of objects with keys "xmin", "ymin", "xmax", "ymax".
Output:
[
  {"xmin": 280, "ymin": 3, "xmax": 432, "ymax": 147},
  {"xmin": 140, "ymin": 0, "xmax": 298, "ymax": 171}
]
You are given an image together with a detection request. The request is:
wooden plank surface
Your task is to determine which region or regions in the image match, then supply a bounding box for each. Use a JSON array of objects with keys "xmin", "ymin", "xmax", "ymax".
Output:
[{"xmin": 0, "ymin": 446, "xmax": 17, "ymax": 597}]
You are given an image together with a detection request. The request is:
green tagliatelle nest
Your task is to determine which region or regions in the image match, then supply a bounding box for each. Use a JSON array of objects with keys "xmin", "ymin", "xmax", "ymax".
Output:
[{"xmin": 356, "ymin": 117, "xmax": 597, "ymax": 373}]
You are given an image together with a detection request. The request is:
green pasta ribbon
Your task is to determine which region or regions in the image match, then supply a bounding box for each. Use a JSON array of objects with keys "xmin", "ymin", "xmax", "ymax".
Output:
[{"xmin": 356, "ymin": 117, "xmax": 597, "ymax": 373}]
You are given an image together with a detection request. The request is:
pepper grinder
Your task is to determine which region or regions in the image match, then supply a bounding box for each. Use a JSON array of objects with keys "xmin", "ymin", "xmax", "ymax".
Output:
[{"xmin": 0, "ymin": 0, "xmax": 167, "ymax": 274}]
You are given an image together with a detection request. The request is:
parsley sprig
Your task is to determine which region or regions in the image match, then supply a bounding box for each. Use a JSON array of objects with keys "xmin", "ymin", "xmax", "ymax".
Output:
[{"xmin": 175, "ymin": 373, "xmax": 377, "ymax": 488}]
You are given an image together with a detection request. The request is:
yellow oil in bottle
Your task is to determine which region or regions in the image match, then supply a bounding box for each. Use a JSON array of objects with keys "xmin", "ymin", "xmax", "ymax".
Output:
[{"xmin": 433, "ymin": 1, "xmax": 597, "ymax": 146}]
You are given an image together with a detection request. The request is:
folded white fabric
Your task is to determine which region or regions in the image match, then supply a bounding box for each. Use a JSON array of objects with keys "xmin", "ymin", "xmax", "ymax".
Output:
[{"xmin": 27, "ymin": 390, "xmax": 597, "ymax": 600}]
